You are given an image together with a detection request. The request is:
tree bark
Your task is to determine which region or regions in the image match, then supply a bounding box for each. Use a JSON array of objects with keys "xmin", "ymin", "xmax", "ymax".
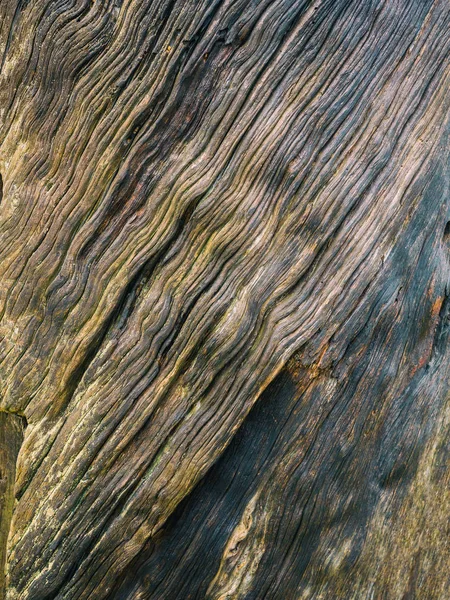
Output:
[{"xmin": 0, "ymin": 1, "xmax": 449, "ymax": 599}]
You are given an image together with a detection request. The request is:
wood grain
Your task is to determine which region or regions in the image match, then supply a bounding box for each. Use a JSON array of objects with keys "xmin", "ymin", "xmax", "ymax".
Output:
[
  {"xmin": 0, "ymin": 0, "xmax": 449, "ymax": 598},
  {"xmin": 0, "ymin": 413, "xmax": 24, "ymax": 599}
]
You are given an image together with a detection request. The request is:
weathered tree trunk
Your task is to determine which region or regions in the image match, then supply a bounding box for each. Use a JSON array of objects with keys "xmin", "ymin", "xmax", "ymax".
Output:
[{"xmin": 0, "ymin": 1, "xmax": 449, "ymax": 598}]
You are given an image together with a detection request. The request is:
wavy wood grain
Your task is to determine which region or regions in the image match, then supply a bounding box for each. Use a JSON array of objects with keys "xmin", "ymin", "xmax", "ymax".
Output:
[{"xmin": 0, "ymin": 1, "xmax": 449, "ymax": 598}]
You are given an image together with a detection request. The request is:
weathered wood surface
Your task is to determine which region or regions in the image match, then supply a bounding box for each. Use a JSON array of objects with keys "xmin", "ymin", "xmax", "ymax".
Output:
[
  {"xmin": 0, "ymin": 0, "xmax": 449, "ymax": 598},
  {"xmin": 0, "ymin": 414, "xmax": 24, "ymax": 599}
]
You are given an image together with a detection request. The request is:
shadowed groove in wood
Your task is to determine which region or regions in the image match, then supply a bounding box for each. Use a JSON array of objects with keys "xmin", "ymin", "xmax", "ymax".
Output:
[
  {"xmin": 0, "ymin": 413, "xmax": 24, "ymax": 600},
  {"xmin": 0, "ymin": 0, "xmax": 449, "ymax": 598}
]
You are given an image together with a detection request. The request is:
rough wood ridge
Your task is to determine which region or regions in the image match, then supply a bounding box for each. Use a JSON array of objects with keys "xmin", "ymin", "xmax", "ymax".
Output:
[{"xmin": 0, "ymin": 0, "xmax": 449, "ymax": 598}]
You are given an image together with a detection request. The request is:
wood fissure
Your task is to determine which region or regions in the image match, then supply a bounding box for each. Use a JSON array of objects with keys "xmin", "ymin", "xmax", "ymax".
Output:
[{"xmin": 0, "ymin": 412, "xmax": 24, "ymax": 600}]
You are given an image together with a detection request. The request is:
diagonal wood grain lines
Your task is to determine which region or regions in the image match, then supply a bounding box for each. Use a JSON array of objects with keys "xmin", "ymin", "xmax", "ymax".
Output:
[{"xmin": 0, "ymin": 1, "xmax": 449, "ymax": 599}]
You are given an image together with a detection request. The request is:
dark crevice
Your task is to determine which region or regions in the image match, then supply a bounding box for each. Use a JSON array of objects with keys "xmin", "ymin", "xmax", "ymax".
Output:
[
  {"xmin": 0, "ymin": 409, "xmax": 28, "ymax": 429},
  {"xmin": 444, "ymin": 220, "xmax": 450, "ymax": 242},
  {"xmin": 0, "ymin": 412, "xmax": 25, "ymax": 599},
  {"xmin": 20, "ymin": 413, "xmax": 27, "ymax": 431},
  {"xmin": 0, "ymin": 1, "xmax": 23, "ymax": 70}
]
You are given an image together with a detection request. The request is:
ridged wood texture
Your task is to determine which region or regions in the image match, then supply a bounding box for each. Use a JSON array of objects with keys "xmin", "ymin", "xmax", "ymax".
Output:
[
  {"xmin": 0, "ymin": 414, "xmax": 24, "ymax": 599},
  {"xmin": 0, "ymin": 1, "xmax": 449, "ymax": 598}
]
